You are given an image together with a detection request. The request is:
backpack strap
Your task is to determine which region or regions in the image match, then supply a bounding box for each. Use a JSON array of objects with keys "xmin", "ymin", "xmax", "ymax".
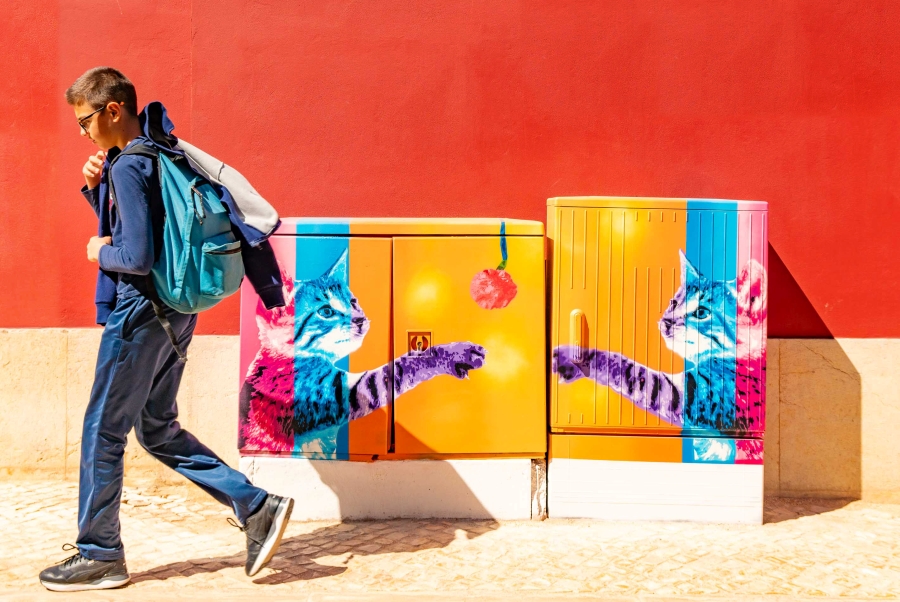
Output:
[
  {"xmin": 144, "ymin": 278, "xmax": 188, "ymax": 362},
  {"xmin": 107, "ymin": 143, "xmax": 160, "ymax": 213},
  {"xmin": 106, "ymin": 144, "xmax": 188, "ymax": 362}
]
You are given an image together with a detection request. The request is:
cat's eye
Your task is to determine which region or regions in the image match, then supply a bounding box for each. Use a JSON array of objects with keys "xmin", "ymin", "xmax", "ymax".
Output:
[
  {"xmin": 317, "ymin": 306, "xmax": 336, "ymax": 318},
  {"xmin": 692, "ymin": 307, "xmax": 711, "ymax": 320}
]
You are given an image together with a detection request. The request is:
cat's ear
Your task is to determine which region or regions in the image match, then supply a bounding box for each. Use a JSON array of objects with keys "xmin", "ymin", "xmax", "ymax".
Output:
[
  {"xmin": 276, "ymin": 262, "xmax": 296, "ymax": 300},
  {"xmin": 278, "ymin": 261, "xmax": 293, "ymax": 288},
  {"xmin": 738, "ymin": 259, "xmax": 767, "ymax": 322},
  {"xmin": 326, "ymin": 249, "xmax": 349, "ymax": 282},
  {"xmin": 257, "ymin": 259, "xmax": 296, "ymax": 323},
  {"xmin": 679, "ymin": 250, "xmax": 700, "ymax": 281}
]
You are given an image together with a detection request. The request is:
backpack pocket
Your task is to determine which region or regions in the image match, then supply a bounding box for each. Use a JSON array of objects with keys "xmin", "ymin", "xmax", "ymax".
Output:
[{"xmin": 200, "ymin": 239, "xmax": 244, "ymax": 298}]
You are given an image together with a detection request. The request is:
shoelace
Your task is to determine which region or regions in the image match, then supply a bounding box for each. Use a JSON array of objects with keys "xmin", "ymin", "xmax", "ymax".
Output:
[
  {"xmin": 227, "ymin": 518, "xmax": 263, "ymax": 546},
  {"xmin": 59, "ymin": 543, "xmax": 88, "ymax": 569}
]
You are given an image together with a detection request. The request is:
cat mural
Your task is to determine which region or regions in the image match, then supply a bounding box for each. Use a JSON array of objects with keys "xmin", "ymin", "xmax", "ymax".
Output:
[
  {"xmin": 553, "ymin": 250, "xmax": 767, "ymax": 462},
  {"xmin": 239, "ymin": 251, "xmax": 487, "ymax": 456}
]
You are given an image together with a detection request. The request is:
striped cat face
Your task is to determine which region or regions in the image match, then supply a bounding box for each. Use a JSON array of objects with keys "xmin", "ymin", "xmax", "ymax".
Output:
[
  {"xmin": 292, "ymin": 251, "xmax": 370, "ymax": 361},
  {"xmin": 659, "ymin": 250, "xmax": 737, "ymax": 357}
]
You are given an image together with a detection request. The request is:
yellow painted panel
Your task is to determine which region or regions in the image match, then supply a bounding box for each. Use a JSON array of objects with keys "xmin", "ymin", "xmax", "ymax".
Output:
[{"xmin": 393, "ymin": 236, "xmax": 546, "ymax": 454}]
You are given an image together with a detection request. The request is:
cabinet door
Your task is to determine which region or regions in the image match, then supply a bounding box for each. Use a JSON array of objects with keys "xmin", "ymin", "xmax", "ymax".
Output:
[
  {"xmin": 392, "ymin": 236, "xmax": 545, "ymax": 455},
  {"xmin": 550, "ymin": 207, "xmax": 686, "ymax": 435},
  {"xmin": 550, "ymin": 206, "xmax": 766, "ymax": 438},
  {"xmin": 238, "ymin": 236, "xmax": 392, "ymax": 459}
]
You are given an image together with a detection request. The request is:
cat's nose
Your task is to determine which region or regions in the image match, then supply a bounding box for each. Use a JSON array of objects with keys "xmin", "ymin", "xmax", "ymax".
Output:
[{"xmin": 352, "ymin": 317, "xmax": 366, "ymax": 326}]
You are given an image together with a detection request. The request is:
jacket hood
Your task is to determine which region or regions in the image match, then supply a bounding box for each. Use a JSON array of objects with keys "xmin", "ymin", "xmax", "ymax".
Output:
[{"xmin": 138, "ymin": 101, "xmax": 179, "ymax": 151}]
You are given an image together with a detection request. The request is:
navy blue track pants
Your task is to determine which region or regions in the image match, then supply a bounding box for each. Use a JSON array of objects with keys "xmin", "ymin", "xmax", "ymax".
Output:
[{"xmin": 76, "ymin": 292, "xmax": 267, "ymax": 561}]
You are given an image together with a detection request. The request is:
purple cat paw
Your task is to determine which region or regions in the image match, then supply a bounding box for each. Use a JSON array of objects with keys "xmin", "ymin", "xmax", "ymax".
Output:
[
  {"xmin": 434, "ymin": 342, "xmax": 487, "ymax": 379},
  {"xmin": 552, "ymin": 345, "xmax": 590, "ymax": 383}
]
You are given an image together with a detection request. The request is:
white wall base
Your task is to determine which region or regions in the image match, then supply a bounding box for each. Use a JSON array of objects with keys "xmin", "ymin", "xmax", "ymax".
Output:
[
  {"xmin": 240, "ymin": 457, "xmax": 538, "ymax": 520},
  {"xmin": 548, "ymin": 458, "xmax": 763, "ymax": 524}
]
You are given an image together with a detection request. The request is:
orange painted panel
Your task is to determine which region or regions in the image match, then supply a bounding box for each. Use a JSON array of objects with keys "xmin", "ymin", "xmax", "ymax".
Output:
[
  {"xmin": 275, "ymin": 217, "xmax": 543, "ymax": 236},
  {"xmin": 550, "ymin": 434, "xmax": 682, "ymax": 463},
  {"xmin": 392, "ymin": 236, "xmax": 546, "ymax": 455},
  {"xmin": 550, "ymin": 205, "xmax": 686, "ymax": 434},
  {"xmin": 348, "ymin": 237, "xmax": 392, "ymax": 455}
]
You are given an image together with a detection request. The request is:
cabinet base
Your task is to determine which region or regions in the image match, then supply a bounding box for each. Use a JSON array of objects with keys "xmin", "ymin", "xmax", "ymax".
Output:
[
  {"xmin": 240, "ymin": 457, "xmax": 544, "ymax": 520},
  {"xmin": 548, "ymin": 458, "xmax": 763, "ymax": 524}
]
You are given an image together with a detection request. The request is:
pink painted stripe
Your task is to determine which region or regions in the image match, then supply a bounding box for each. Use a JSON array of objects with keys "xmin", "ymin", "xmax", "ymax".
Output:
[
  {"xmin": 735, "ymin": 210, "xmax": 768, "ymax": 436},
  {"xmin": 239, "ymin": 236, "xmax": 296, "ymax": 384}
]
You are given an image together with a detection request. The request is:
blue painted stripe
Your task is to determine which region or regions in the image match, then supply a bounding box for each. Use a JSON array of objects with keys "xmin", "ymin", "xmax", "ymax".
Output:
[
  {"xmin": 685, "ymin": 199, "xmax": 738, "ymax": 281},
  {"xmin": 683, "ymin": 199, "xmax": 744, "ymax": 211},
  {"xmin": 681, "ymin": 437, "xmax": 693, "ymax": 463},
  {"xmin": 683, "ymin": 438, "xmax": 737, "ymax": 464},
  {"xmin": 293, "ymin": 219, "xmax": 352, "ymax": 236},
  {"xmin": 294, "ymin": 236, "xmax": 351, "ymax": 282},
  {"xmin": 293, "ymin": 236, "xmax": 351, "ymax": 459},
  {"xmin": 684, "ymin": 200, "xmax": 738, "ymax": 435}
]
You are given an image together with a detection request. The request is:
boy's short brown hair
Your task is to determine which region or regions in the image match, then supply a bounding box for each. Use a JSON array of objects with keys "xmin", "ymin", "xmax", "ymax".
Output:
[{"xmin": 65, "ymin": 67, "xmax": 138, "ymax": 115}]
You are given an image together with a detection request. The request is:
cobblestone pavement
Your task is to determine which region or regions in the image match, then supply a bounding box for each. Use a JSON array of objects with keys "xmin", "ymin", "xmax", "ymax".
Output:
[{"xmin": 1, "ymin": 479, "xmax": 898, "ymax": 601}]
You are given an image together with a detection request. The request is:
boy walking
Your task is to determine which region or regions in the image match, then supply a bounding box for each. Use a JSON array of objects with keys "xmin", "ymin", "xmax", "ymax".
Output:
[{"xmin": 39, "ymin": 67, "xmax": 293, "ymax": 592}]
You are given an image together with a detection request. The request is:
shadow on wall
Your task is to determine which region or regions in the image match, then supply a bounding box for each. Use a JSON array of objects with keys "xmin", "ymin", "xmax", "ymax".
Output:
[
  {"xmin": 768, "ymin": 242, "xmax": 832, "ymax": 338},
  {"xmin": 768, "ymin": 243, "xmax": 861, "ymax": 502}
]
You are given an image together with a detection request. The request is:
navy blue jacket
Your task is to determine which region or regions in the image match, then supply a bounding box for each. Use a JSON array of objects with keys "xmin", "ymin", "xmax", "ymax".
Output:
[
  {"xmin": 84, "ymin": 138, "xmax": 164, "ymax": 320},
  {"xmin": 87, "ymin": 105, "xmax": 284, "ymax": 324}
]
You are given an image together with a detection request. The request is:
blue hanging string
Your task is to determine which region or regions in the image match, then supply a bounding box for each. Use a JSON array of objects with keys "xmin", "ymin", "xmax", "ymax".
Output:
[{"xmin": 498, "ymin": 221, "xmax": 508, "ymax": 270}]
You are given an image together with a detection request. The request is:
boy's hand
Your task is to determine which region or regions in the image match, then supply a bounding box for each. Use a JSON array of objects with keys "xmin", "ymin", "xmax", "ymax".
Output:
[
  {"xmin": 83, "ymin": 151, "xmax": 106, "ymax": 189},
  {"xmin": 87, "ymin": 236, "xmax": 111, "ymax": 263}
]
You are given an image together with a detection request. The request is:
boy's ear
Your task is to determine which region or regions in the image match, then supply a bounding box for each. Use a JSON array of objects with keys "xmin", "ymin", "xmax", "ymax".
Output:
[{"xmin": 107, "ymin": 101, "xmax": 123, "ymax": 122}]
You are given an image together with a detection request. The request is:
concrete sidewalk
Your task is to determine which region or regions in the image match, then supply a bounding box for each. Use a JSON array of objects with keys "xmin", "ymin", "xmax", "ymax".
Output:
[{"xmin": 1, "ymin": 479, "xmax": 897, "ymax": 600}]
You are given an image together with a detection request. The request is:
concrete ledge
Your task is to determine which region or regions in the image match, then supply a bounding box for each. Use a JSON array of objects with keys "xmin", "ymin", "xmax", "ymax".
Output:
[
  {"xmin": 1, "ymin": 331, "xmax": 899, "ymax": 502},
  {"xmin": 240, "ymin": 457, "xmax": 536, "ymax": 520},
  {"xmin": 0, "ymin": 329, "xmax": 240, "ymax": 483}
]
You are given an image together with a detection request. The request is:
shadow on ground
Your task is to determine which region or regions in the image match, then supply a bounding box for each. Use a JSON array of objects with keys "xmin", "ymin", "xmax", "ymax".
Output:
[
  {"xmin": 130, "ymin": 518, "xmax": 499, "ymax": 585},
  {"xmin": 762, "ymin": 496, "xmax": 856, "ymax": 524}
]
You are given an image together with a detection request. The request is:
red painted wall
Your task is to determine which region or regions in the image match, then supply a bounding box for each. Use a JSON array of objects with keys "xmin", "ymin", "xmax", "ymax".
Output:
[{"xmin": 2, "ymin": 1, "xmax": 897, "ymax": 337}]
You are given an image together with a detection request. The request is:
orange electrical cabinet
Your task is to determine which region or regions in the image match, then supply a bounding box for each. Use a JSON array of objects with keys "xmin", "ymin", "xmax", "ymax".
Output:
[
  {"xmin": 547, "ymin": 197, "xmax": 769, "ymax": 523},
  {"xmin": 238, "ymin": 218, "xmax": 546, "ymax": 460},
  {"xmin": 548, "ymin": 197, "xmax": 768, "ymax": 453}
]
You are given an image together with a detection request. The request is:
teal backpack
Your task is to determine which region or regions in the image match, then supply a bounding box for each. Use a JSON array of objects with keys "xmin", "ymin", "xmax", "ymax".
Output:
[{"xmin": 109, "ymin": 144, "xmax": 245, "ymax": 360}]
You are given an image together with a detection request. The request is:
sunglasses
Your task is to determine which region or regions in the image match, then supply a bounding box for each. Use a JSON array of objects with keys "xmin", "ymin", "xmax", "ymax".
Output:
[{"xmin": 77, "ymin": 106, "xmax": 105, "ymax": 133}]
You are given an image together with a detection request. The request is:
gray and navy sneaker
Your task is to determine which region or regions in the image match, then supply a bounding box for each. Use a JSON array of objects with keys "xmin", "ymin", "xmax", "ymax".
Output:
[
  {"xmin": 39, "ymin": 544, "xmax": 130, "ymax": 592},
  {"xmin": 234, "ymin": 494, "xmax": 294, "ymax": 577}
]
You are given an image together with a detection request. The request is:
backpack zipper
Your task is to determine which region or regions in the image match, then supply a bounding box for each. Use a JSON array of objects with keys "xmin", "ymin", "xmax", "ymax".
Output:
[
  {"xmin": 206, "ymin": 246, "xmax": 242, "ymax": 255},
  {"xmin": 189, "ymin": 184, "xmax": 206, "ymax": 224}
]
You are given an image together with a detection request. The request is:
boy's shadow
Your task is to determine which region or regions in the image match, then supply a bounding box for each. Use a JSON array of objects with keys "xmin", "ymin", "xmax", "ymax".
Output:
[
  {"xmin": 134, "ymin": 402, "xmax": 508, "ymax": 585},
  {"xmin": 130, "ymin": 519, "xmax": 498, "ymax": 584}
]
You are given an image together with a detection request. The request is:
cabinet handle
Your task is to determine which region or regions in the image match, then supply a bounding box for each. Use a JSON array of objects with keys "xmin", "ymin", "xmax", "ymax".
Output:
[{"xmin": 570, "ymin": 309, "xmax": 585, "ymax": 363}]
